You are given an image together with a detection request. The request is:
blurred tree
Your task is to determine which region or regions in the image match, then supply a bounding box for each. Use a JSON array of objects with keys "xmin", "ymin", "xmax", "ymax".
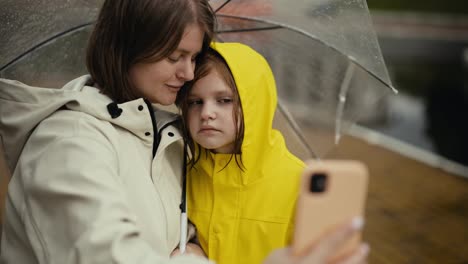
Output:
[
  {"xmin": 425, "ymin": 74, "xmax": 468, "ymax": 165},
  {"xmin": 367, "ymin": 0, "xmax": 468, "ymax": 14}
]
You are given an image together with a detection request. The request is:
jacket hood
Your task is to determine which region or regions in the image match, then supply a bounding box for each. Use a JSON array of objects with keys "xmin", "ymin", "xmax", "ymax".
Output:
[
  {"xmin": 193, "ymin": 42, "xmax": 299, "ymax": 185},
  {"xmin": 213, "ymin": 42, "xmax": 279, "ymax": 165},
  {"xmin": 0, "ymin": 75, "xmax": 178, "ymax": 173}
]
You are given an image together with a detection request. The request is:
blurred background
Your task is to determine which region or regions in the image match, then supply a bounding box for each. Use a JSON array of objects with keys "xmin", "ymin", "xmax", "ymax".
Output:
[
  {"xmin": 335, "ymin": 1, "xmax": 468, "ymax": 262},
  {"xmin": 361, "ymin": 0, "xmax": 468, "ymax": 175}
]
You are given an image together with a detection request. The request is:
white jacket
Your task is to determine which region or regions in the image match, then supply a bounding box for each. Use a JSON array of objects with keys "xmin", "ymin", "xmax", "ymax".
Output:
[{"xmin": 0, "ymin": 76, "xmax": 210, "ymax": 264}]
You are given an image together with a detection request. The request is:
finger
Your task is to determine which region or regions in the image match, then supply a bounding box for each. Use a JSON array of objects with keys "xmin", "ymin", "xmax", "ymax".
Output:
[
  {"xmin": 170, "ymin": 248, "xmax": 181, "ymax": 257},
  {"xmin": 307, "ymin": 217, "xmax": 364, "ymax": 262},
  {"xmin": 185, "ymin": 243, "xmax": 207, "ymax": 257},
  {"xmin": 335, "ymin": 243, "xmax": 370, "ymax": 264}
]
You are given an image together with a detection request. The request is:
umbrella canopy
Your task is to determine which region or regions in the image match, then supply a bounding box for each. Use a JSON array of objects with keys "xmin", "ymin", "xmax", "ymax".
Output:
[
  {"xmin": 0, "ymin": 0, "xmax": 101, "ymax": 86},
  {"xmin": 211, "ymin": 0, "xmax": 397, "ymax": 159},
  {"xmin": 0, "ymin": 0, "xmax": 396, "ymax": 159}
]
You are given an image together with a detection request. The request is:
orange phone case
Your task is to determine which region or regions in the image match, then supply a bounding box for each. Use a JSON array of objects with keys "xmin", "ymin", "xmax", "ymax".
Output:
[{"xmin": 291, "ymin": 160, "xmax": 369, "ymax": 259}]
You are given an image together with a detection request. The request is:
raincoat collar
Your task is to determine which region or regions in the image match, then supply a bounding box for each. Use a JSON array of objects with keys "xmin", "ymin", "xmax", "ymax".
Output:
[{"xmin": 0, "ymin": 75, "xmax": 178, "ymax": 173}]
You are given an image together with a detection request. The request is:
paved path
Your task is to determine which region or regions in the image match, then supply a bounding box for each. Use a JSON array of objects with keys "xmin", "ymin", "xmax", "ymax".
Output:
[{"xmin": 327, "ymin": 134, "xmax": 468, "ymax": 263}]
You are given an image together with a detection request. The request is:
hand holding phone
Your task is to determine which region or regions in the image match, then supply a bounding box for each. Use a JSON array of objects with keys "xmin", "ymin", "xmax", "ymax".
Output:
[{"xmin": 291, "ymin": 160, "xmax": 369, "ymax": 261}]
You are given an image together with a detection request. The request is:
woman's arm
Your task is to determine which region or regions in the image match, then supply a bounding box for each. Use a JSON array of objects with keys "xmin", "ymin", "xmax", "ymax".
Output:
[{"xmin": 19, "ymin": 131, "xmax": 209, "ymax": 264}]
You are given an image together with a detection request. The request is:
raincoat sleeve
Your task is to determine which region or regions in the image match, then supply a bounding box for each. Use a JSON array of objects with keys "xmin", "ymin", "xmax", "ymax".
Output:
[{"xmin": 20, "ymin": 130, "xmax": 211, "ymax": 264}]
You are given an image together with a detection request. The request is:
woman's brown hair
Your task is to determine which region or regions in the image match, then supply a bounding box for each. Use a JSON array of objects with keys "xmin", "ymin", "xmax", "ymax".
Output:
[
  {"xmin": 176, "ymin": 49, "xmax": 245, "ymax": 170},
  {"xmin": 86, "ymin": 0, "xmax": 216, "ymax": 103}
]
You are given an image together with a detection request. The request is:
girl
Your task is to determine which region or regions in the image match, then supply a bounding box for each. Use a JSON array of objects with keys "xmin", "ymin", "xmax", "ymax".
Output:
[{"xmin": 177, "ymin": 42, "xmax": 369, "ymax": 264}]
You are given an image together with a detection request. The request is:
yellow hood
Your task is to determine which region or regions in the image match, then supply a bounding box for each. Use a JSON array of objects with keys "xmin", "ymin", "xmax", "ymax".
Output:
[{"xmin": 193, "ymin": 42, "xmax": 298, "ymax": 185}]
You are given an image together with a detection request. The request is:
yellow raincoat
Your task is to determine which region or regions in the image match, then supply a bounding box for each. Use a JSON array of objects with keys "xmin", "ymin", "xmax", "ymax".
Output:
[{"xmin": 187, "ymin": 42, "xmax": 305, "ymax": 264}]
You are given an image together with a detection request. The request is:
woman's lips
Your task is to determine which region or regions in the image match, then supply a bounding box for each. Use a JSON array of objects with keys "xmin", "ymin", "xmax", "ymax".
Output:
[{"xmin": 166, "ymin": 84, "xmax": 182, "ymax": 91}]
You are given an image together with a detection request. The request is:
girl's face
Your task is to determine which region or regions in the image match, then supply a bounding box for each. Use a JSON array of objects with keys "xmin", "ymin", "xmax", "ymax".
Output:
[
  {"xmin": 187, "ymin": 70, "xmax": 238, "ymax": 154},
  {"xmin": 129, "ymin": 24, "xmax": 204, "ymax": 105}
]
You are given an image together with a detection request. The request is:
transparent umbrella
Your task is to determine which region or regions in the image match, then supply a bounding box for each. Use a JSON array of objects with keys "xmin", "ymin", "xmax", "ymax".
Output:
[
  {"xmin": 210, "ymin": 0, "xmax": 397, "ymax": 159},
  {"xmin": 0, "ymin": 0, "xmax": 100, "ymax": 85},
  {"xmin": 0, "ymin": 0, "xmax": 397, "ymax": 160}
]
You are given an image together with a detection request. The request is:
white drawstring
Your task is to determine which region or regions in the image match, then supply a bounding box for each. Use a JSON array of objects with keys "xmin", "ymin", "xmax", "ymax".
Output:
[{"xmin": 179, "ymin": 211, "xmax": 188, "ymax": 253}]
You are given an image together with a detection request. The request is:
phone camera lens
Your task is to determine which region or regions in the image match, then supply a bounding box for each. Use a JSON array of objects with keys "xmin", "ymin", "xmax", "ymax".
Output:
[{"xmin": 310, "ymin": 173, "xmax": 327, "ymax": 193}]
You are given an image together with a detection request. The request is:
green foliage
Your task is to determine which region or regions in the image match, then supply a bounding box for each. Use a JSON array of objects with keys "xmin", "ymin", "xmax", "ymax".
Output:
[{"xmin": 367, "ymin": 0, "xmax": 468, "ymax": 14}]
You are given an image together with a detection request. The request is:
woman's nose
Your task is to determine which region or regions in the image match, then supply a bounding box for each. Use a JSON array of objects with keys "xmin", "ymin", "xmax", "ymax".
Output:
[{"xmin": 176, "ymin": 59, "xmax": 195, "ymax": 81}]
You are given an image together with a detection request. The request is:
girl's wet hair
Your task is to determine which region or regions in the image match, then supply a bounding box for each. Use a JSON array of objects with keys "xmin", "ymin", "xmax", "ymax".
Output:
[
  {"xmin": 176, "ymin": 48, "xmax": 245, "ymax": 170},
  {"xmin": 86, "ymin": 0, "xmax": 216, "ymax": 103}
]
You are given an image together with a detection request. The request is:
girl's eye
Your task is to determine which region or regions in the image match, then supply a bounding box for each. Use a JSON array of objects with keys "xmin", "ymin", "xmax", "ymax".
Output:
[
  {"xmin": 188, "ymin": 99, "xmax": 203, "ymax": 106},
  {"xmin": 218, "ymin": 98, "xmax": 233, "ymax": 104}
]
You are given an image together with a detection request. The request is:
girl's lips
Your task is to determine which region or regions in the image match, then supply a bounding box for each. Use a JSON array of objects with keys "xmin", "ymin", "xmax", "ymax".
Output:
[{"xmin": 199, "ymin": 127, "xmax": 220, "ymax": 133}]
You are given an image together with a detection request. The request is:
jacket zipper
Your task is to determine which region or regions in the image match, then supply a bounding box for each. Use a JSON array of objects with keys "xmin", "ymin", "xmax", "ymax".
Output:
[
  {"xmin": 144, "ymin": 100, "xmax": 159, "ymax": 158},
  {"xmin": 143, "ymin": 99, "xmax": 180, "ymax": 158}
]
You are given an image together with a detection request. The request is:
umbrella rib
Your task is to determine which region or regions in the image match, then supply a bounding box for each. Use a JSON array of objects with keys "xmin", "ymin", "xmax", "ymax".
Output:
[
  {"xmin": 217, "ymin": 26, "xmax": 282, "ymax": 33},
  {"xmin": 216, "ymin": 14, "xmax": 397, "ymax": 93},
  {"xmin": 277, "ymin": 101, "xmax": 319, "ymax": 160},
  {"xmin": 214, "ymin": 0, "xmax": 232, "ymax": 13},
  {"xmin": 0, "ymin": 22, "xmax": 93, "ymax": 72},
  {"xmin": 335, "ymin": 62, "xmax": 355, "ymax": 145}
]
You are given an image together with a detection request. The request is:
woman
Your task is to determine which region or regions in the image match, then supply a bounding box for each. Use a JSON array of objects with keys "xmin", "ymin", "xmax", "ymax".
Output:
[
  {"xmin": 0, "ymin": 0, "xmax": 367, "ymax": 263},
  {"xmin": 1, "ymin": 0, "xmax": 214, "ymax": 263}
]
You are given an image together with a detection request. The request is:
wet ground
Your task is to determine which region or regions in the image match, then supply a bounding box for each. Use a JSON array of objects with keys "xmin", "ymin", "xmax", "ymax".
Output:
[{"xmin": 328, "ymin": 134, "xmax": 468, "ymax": 263}]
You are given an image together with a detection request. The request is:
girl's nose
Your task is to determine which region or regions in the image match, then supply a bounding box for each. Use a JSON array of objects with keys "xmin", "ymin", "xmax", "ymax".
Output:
[
  {"xmin": 200, "ymin": 103, "xmax": 216, "ymax": 120},
  {"xmin": 176, "ymin": 59, "xmax": 195, "ymax": 81}
]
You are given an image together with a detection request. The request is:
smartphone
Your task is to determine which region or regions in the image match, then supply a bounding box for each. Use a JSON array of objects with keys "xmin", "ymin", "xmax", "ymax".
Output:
[{"xmin": 291, "ymin": 160, "xmax": 369, "ymax": 260}]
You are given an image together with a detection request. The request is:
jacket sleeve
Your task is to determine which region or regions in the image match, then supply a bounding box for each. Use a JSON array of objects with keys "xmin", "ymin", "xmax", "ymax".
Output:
[{"xmin": 21, "ymin": 133, "xmax": 211, "ymax": 264}]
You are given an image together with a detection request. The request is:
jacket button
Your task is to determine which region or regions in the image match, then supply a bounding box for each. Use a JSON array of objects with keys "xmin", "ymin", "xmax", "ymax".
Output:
[
  {"xmin": 213, "ymin": 225, "xmax": 221, "ymax": 234},
  {"xmin": 138, "ymin": 105, "xmax": 144, "ymax": 111},
  {"xmin": 168, "ymin": 132, "xmax": 174, "ymax": 137},
  {"xmin": 145, "ymin": 132, "xmax": 151, "ymax": 136}
]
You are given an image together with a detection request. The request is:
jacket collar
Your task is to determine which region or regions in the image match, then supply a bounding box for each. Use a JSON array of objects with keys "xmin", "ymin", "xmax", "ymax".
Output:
[{"xmin": 0, "ymin": 75, "xmax": 179, "ymax": 172}]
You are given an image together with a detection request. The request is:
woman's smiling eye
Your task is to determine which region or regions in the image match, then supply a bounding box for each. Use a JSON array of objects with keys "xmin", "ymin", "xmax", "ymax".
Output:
[{"xmin": 168, "ymin": 57, "xmax": 179, "ymax": 63}]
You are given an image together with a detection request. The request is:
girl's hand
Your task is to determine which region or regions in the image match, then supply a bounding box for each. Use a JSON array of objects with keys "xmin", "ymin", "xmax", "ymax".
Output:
[
  {"xmin": 171, "ymin": 242, "xmax": 207, "ymax": 258},
  {"xmin": 263, "ymin": 218, "xmax": 369, "ymax": 264}
]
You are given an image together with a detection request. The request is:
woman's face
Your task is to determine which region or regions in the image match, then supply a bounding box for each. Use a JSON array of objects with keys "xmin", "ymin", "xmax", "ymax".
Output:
[
  {"xmin": 187, "ymin": 70, "xmax": 238, "ymax": 154},
  {"xmin": 129, "ymin": 24, "xmax": 204, "ymax": 105}
]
